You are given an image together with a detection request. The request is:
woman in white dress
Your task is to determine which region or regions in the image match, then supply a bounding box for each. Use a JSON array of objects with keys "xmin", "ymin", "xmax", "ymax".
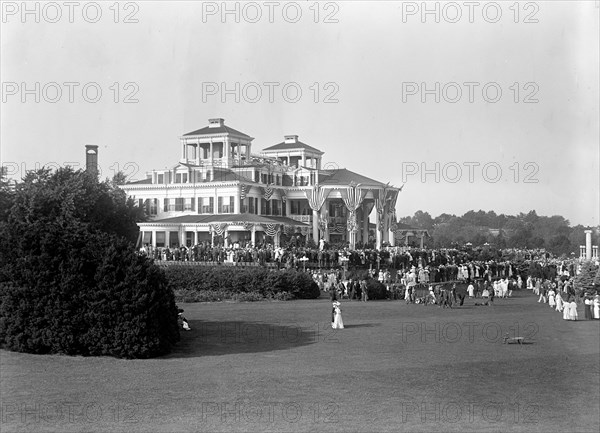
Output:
[
  {"xmin": 332, "ymin": 301, "xmax": 344, "ymax": 329},
  {"xmin": 563, "ymin": 298, "xmax": 571, "ymax": 320},
  {"xmin": 555, "ymin": 292, "xmax": 564, "ymax": 313},
  {"xmin": 548, "ymin": 289, "xmax": 556, "ymax": 308},
  {"xmin": 467, "ymin": 283, "xmax": 474, "ymax": 298},
  {"xmin": 568, "ymin": 300, "xmax": 578, "ymax": 321},
  {"xmin": 593, "ymin": 295, "xmax": 600, "ymax": 319}
]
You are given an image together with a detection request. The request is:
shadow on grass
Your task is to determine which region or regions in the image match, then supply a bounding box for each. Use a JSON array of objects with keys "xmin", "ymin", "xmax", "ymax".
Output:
[
  {"xmin": 342, "ymin": 323, "xmax": 381, "ymax": 329},
  {"xmin": 163, "ymin": 320, "xmax": 322, "ymax": 358}
]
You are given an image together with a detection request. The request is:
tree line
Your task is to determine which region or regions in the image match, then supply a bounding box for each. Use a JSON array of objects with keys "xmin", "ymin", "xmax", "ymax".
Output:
[{"xmin": 398, "ymin": 210, "xmax": 596, "ymax": 256}]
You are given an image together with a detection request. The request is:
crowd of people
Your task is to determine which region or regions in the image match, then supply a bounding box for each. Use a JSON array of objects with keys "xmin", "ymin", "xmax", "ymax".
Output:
[
  {"xmin": 139, "ymin": 242, "xmax": 587, "ymax": 283},
  {"xmin": 534, "ymin": 276, "xmax": 600, "ymax": 320}
]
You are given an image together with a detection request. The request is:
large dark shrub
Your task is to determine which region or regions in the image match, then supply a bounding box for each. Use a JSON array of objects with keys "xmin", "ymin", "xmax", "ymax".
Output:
[
  {"xmin": 163, "ymin": 266, "xmax": 320, "ymax": 302},
  {"xmin": 0, "ymin": 231, "xmax": 180, "ymax": 358},
  {"xmin": 0, "ymin": 168, "xmax": 179, "ymax": 358}
]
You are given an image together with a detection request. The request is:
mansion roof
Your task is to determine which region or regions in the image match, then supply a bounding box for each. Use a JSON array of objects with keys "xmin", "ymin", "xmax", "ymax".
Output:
[
  {"xmin": 319, "ymin": 168, "xmax": 389, "ymax": 188},
  {"xmin": 183, "ymin": 125, "xmax": 251, "ymax": 138},
  {"xmin": 262, "ymin": 141, "xmax": 324, "ymax": 154}
]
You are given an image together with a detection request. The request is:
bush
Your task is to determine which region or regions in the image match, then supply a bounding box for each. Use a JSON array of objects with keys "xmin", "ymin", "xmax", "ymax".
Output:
[
  {"xmin": 366, "ymin": 279, "xmax": 388, "ymax": 300},
  {"xmin": 163, "ymin": 266, "xmax": 320, "ymax": 302},
  {"xmin": 0, "ymin": 232, "xmax": 180, "ymax": 358}
]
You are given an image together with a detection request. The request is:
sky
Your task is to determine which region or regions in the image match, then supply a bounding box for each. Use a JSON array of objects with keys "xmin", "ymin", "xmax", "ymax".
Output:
[{"xmin": 1, "ymin": 1, "xmax": 599, "ymax": 227}]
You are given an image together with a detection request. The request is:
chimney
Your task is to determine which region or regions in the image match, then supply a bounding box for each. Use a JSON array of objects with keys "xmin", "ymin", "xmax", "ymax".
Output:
[
  {"xmin": 284, "ymin": 135, "xmax": 298, "ymax": 144},
  {"xmin": 209, "ymin": 118, "xmax": 225, "ymax": 128},
  {"xmin": 85, "ymin": 145, "xmax": 99, "ymax": 175}
]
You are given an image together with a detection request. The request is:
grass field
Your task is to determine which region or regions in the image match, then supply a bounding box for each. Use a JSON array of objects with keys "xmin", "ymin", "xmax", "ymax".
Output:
[{"xmin": 1, "ymin": 290, "xmax": 599, "ymax": 432}]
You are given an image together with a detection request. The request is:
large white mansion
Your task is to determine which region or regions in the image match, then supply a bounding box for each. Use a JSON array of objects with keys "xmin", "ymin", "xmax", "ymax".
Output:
[{"xmin": 121, "ymin": 118, "xmax": 402, "ymax": 249}]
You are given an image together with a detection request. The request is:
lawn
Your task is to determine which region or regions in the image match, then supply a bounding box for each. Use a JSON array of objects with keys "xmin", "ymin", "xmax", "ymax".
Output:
[{"xmin": 1, "ymin": 290, "xmax": 599, "ymax": 432}]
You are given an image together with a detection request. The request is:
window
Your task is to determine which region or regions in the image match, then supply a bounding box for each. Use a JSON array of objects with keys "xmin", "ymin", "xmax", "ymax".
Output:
[
  {"xmin": 163, "ymin": 198, "xmax": 169, "ymax": 212},
  {"xmin": 248, "ymin": 197, "xmax": 254, "ymax": 214},
  {"xmin": 182, "ymin": 173, "xmax": 188, "ymax": 183},
  {"xmin": 142, "ymin": 232, "xmax": 152, "ymax": 244},
  {"xmin": 272, "ymin": 200, "xmax": 280, "ymax": 216},
  {"xmin": 156, "ymin": 231, "xmax": 165, "ymax": 247},
  {"xmin": 184, "ymin": 198, "xmax": 195, "ymax": 211},
  {"xmin": 218, "ymin": 197, "xmax": 223, "ymax": 213},
  {"xmin": 150, "ymin": 199, "xmax": 158, "ymax": 215},
  {"xmin": 157, "ymin": 174, "xmax": 164, "ymax": 184},
  {"xmin": 199, "ymin": 197, "xmax": 213, "ymax": 214},
  {"xmin": 169, "ymin": 231, "xmax": 179, "ymax": 247},
  {"xmin": 254, "ymin": 171, "xmax": 260, "ymax": 182},
  {"xmin": 176, "ymin": 173, "xmax": 182, "ymax": 183},
  {"xmin": 218, "ymin": 196, "xmax": 233, "ymax": 213},
  {"xmin": 185, "ymin": 232, "xmax": 194, "ymax": 247},
  {"xmin": 175, "ymin": 198, "xmax": 184, "ymax": 211}
]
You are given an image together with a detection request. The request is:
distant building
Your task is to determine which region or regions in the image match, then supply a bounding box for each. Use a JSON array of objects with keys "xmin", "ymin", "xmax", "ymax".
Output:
[{"xmin": 121, "ymin": 118, "xmax": 401, "ymax": 249}]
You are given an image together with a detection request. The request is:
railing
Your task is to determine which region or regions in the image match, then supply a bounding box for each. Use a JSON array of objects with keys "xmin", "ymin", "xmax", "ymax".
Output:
[{"xmin": 289, "ymin": 215, "xmax": 312, "ymax": 223}]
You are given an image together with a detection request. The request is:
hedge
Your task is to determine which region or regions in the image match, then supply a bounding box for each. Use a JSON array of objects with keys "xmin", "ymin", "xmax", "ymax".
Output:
[
  {"xmin": 163, "ymin": 267, "xmax": 320, "ymax": 302},
  {"xmin": 0, "ymin": 231, "xmax": 180, "ymax": 359}
]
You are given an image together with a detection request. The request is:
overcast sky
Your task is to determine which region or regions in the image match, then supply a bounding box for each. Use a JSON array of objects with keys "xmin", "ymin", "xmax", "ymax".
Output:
[{"xmin": 1, "ymin": 1, "xmax": 598, "ymax": 226}]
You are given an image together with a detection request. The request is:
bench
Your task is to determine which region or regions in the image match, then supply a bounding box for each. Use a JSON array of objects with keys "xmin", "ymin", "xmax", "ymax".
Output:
[{"xmin": 503, "ymin": 334, "xmax": 525, "ymax": 344}]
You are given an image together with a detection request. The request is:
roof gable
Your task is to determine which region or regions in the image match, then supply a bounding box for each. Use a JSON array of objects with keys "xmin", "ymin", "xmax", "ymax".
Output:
[
  {"xmin": 262, "ymin": 141, "xmax": 323, "ymax": 154},
  {"xmin": 183, "ymin": 125, "xmax": 251, "ymax": 138}
]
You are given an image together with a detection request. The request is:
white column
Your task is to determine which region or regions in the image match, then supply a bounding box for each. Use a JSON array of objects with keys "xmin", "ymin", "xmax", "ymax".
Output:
[
  {"xmin": 312, "ymin": 209, "xmax": 319, "ymax": 244},
  {"xmin": 210, "ymin": 139, "xmax": 214, "ymax": 165},
  {"xmin": 375, "ymin": 213, "xmax": 381, "ymax": 249},
  {"xmin": 362, "ymin": 204, "xmax": 369, "ymax": 246},
  {"xmin": 251, "ymin": 225, "xmax": 256, "ymax": 246},
  {"xmin": 234, "ymin": 188, "xmax": 241, "ymax": 214},
  {"xmin": 223, "ymin": 137, "xmax": 229, "ymax": 163},
  {"xmin": 585, "ymin": 230, "xmax": 592, "ymax": 260},
  {"xmin": 224, "ymin": 230, "xmax": 229, "ymax": 248},
  {"xmin": 151, "ymin": 230, "xmax": 157, "ymax": 248},
  {"xmin": 383, "ymin": 212, "xmax": 389, "ymax": 243}
]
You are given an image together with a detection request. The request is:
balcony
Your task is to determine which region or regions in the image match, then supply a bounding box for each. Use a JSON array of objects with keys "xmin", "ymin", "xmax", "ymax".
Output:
[
  {"xmin": 289, "ymin": 215, "xmax": 312, "ymax": 223},
  {"xmin": 328, "ymin": 216, "xmax": 346, "ymax": 224}
]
